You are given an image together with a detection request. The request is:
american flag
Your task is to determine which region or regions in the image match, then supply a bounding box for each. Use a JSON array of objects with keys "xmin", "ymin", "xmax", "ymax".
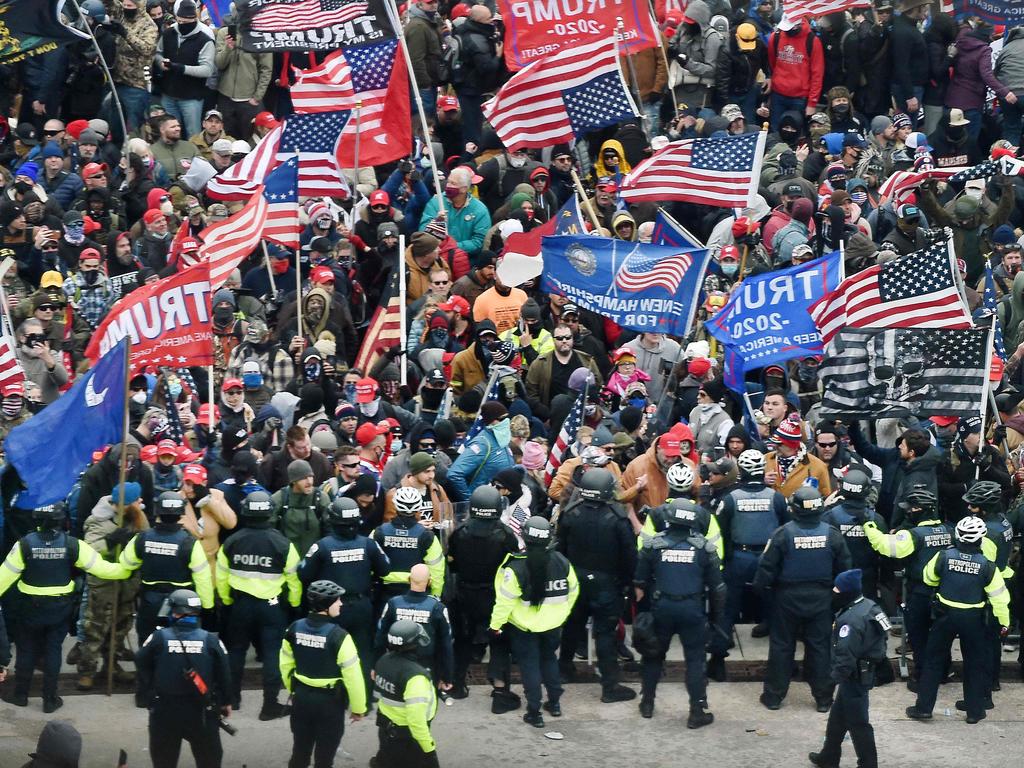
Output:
[
  {"xmin": 249, "ymin": 0, "xmax": 368, "ymax": 31},
  {"xmin": 614, "ymin": 242, "xmax": 694, "ymax": 293},
  {"xmin": 820, "ymin": 327, "xmax": 988, "ymax": 419},
  {"xmin": 810, "ymin": 241, "xmax": 973, "ymax": 346},
  {"xmin": 278, "ymin": 110, "xmax": 351, "ymax": 198},
  {"xmin": 461, "ymin": 370, "xmax": 504, "ymax": 447},
  {"xmin": 0, "ymin": 335, "xmax": 25, "ymax": 392},
  {"xmin": 291, "ymin": 40, "xmax": 410, "ymax": 167},
  {"xmin": 878, "ymin": 167, "xmax": 965, "ymax": 202},
  {"xmin": 262, "ymin": 156, "xmax": 300, "ymax": 250},
  {"xmin": 948, "ymin": 160, "xmax": 1001, "ymax": 185},
  {"xmin": 981, "ymin": 260, "xmax": 1007, "ymax": 360},
  {"xmin": 207, "ymin": 124, "xmax": 282, "ymax": 200},
  {"xmin": 354, "ymin": 269, "xmax": 402, "ymax": 374},
  {"xmin": 198, "ymin": 190, "xmax": 269, "ymax": 289},
  {"xmin": 620, "ymin": 132, "xmax": 767, "ymax": 208},
  {"xmin": 483, "ymin": 38, "xmax": 637, "ymax": 150},
  {"xmin": 781, "ymin": 0, "xmax": 870, "ymax": 22},
  {"xmin": 544, "ymin": 386, "xmax": 587, "ymax": 486}
]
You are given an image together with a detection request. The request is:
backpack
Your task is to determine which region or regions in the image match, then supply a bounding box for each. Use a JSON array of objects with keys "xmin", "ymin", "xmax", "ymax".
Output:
[
  {"xmin": 272, "ymin": 487, "xmax": 324, "ymax": 555},
  {"xmin": 772, "ymin": 28, "xmax": 818, "ymax": 62},
  {"xmin": 439, "ymin": 31, "xmax": 466, "ymax": 85}
]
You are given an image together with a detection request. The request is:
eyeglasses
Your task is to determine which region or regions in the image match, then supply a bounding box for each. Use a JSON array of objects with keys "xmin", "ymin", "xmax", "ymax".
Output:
[
  {"xmin": 431, "ymin": 279, "xmax": 450, "ymax": 286},
  {"xmin": 554, "ymin": 156, "xmax": 572, "ymax": 163},
  {"xmin": 419, "ymin": 442, "xmax": 437, "ymax": 450},
  {"xmin": 816, "ymin": 441, "xmax": 837, "ymax": 448},
  {"xmin": 43, "ymin": 130, "xmax": 63, "ymax": 136},
  {"xmin": 36, "ymin": 305, "xmax": 56, "ymax": 312},
  {"xmin": 339, "ymin": 462, "xmax": 360, "ymax": 469},
  {"xmin": 554, "ymin": 335, "xmax": 572, "ymax": 341}
]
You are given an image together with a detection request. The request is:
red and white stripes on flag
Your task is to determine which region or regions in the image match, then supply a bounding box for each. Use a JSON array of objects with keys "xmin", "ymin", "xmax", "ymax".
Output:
[
  {"xmin": 877, "ymin": 167, "xmax": 966, "ymax": 203},
  {"xmin": 781, "ymin": 0, "xmax": 871, "ymax": 22},
  {"xmin": 620, "ymin": 132, "xmax": 767, "ymax": 208},
  {"xmin": 198, "ymin": 190, "xmax": 269, "ymax": 290},
  {"xmin": 249, "ymin": 0, "xmax": 369, "ymax": 31},
  {"xmin": 544, "ymin": 387, "xmax": 587, "ymax": 486},
  {"xmin": 354, "ymin": 269, "xmax": 402, "ymax": 374},
  {"xmin": 207, "ymin": 125, "xmax": 282, "ymax": 201},
  {"xmin": 0, "ymin": 336, "xmax": 25, "ymax": 391}
]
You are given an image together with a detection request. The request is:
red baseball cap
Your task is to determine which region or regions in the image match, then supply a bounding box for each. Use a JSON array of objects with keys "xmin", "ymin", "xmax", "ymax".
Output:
[
  {"xmin": 253, "ymin": 111, "xmax": 280, "ymax": 129},
  {"xmin": 79, "ymin": 247, "xmax": 102, "ymax": 264},
  {"xmin": 355, "ymin": 377, "xmax": 379, "ymax": 403},
  {"xmin": 355, "ymin": 421, "xmax": 389, "ymax": 446},
  {"xmin": 369, "ymin": 190, "xmax": 390, "ymax": 207},
  {"xmin": 182, "ymin": 464, "xmax": 208, "ymax": 485},
  {"xmin": 81, "ymin": 162, "xmax": 108, "ymax": 179},
  {"xmin": 221, "ymin": 377, "xmax": 243, "ymax": 392},
  {"xmin": 176, "ymin": 445, "xmax": 198, "ymax": 463},
  {"xmin": 438, "ymin": 95, "xmax": 459, "ymax": 112},
  {"xmin": 659, "ymin": 432, "xmax": 682, "ymax": 457},
  {"xmin": 438, "ymin": 295, "xmax": 470, "ymax": 316},
  {"xmin": 197, "ymin": 403, "xmax": 221, "ymax": 423},
  {"xmin": 929, "ymin": 415, "xmax": 959, "ymax": 428},
  {"xmin": 157, "ymin": 438, "xmax": 178, "ymax": 456},
  {"xmin": 140, "ymin": 444, "xmax": 159, "ymax": 463},
  {"xmin": 449, "ymin": 2, "xmax": 470, "ymax": 18},
  {"xmin": 310, "ymin": 266, "xmax": 335, "ymax": 285},
  {"xmin": 1, "ymin": 381, "xmax": 24, "ymax": 397},
  {"xmin": 179, "ymin": 237, "xmax": 200, "ymax": 252},
  {"xmin": 143, "ymin": 209, "xmax": 165, "ymax": 225}
]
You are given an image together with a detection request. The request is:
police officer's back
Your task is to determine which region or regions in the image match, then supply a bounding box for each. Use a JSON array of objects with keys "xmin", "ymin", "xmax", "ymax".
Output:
[
  {"xmin": 372, "ymin": 487, "xmax": 445, "ymax": 600},
  {"xmin": 215, "ymin": 490, "xmax": 301, "ymax": 720},
  {"xmin": 822, "ymin": 470, "xmax": 887, "ymax": 599},
  {"xmin": 754, "ymin": 487, "xmax": 852, "ymax": 711},
  {"xmin": 121, "ymin": 491, "xmax": 215, "ymax": 643},
  {"xmin": 135, "ymin": 589, "xmax": 232, "ymax": 768},
  {"xmin": 638, "ymin": 464, "xmax": 723, "ymax": 560}
]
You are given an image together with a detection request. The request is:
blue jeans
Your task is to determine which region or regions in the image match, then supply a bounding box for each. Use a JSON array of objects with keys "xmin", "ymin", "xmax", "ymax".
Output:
[
  {"xmin": 960, "ymin": 107, "xmax": 983, "ymax": 143},
  {"xmin": 161, "ymin": 95, "xmax": 203, "ymax": 138},
  {"xmin": 456, "ymin": 91, "xmax": 485, "ymax": 149},
  {"xmin": 735, "ymin": 83, "xmax": 762, "ymax": 125},
  {"xmin": 415, "ymin": 87, "xmax": 437, "ymax": 123},
  {"xmin": 111, "ymin": 85, "xmax": 150, "ymax": 142},
  {"xmin": 769, "ymin": 94, "xmax": 807, "ymax": 132},
  {"xmin": 1001, "ymin": 98, "xmax": 1022, "ymax": 147}
]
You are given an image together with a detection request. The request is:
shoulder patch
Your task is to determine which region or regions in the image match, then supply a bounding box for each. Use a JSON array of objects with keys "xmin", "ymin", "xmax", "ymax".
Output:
[
  {"xmin": 838, "ymin": 624, "xmax": 851, "ymax": 638},
  {"xmin": 305, "ymin": 543, "xmax": 319, "ymax": 558},
  {"xmin": 873, "ymin": 612, "xmax": 892, "ymax": 632},
  {"xmin": 470, "ymin": 444, "xmax": 481, "ymax": 454}
]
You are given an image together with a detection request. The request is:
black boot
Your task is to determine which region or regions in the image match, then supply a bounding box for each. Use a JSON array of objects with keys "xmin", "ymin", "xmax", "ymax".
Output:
[
  {"xmin": 639, "ymin": 695, "xmax": 654, "ymax": 718},
  {"xmin": 491, "ymin": 687, "xmax": 521, "ymax": 714},
  {"xmin": 687, "ymin": 700, "xmax": 714, "ymax": 729},
  {"xmin": 601, "ymin": 684, "xmax": 637, "ymax": 703},
  {"xmin": 523, "ymin": 710, "xmax": 545, "ymax": 728},
  {"xmin": 258, "ymin": 700, "xmax": 291, "ymax": 721},
  {"xmin": 707, "ymin": 654, "xmax": 727, "ymax": 683}
]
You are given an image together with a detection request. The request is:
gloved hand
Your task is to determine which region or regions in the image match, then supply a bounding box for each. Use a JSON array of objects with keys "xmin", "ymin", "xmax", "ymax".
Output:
[
  {"xmin": 348, "ymin": 233, "xmax": 369, "ymax": 253},
  {"xmin": 168, "ymin": 62, "xmax": 186, "ymax": 75},
  {"xmin": 488, "ymin": 627, "xmax": 502, "ymax": 640},
  {"xmin": 385, "ymin": 346, "xmax": 405, "ymax": 360},
  {"xmin": 677, "ymin": 52, "xmax": 688, "ymax": 65},
  {"xmin": 192, "ymin": 485, "xmax": 210, "ymax": 509},
  {"xmin": 408, "ymin": 169, "xmax": 422, "ymax": 184},
  {"xmin": 108, "ymin": 21, "xmax": 126, "ymax": 36},
  {"xmin": 1000, "ymin": 626, "xmax": 1010, "ymax": 639},
  {"xmin": 993, "ymin": 425, "xmax": 1008, "ymax": 444},
  {"xmin": 105, "ymin": 527, "xmax": 134, "ymax": 549},
  {"xmin": 973, "ymin": 451, "xmax": 993, "ymax": 470},
  {"xmin": 398, "ymin": 158, "xmax": 414, "ymax": 175}
]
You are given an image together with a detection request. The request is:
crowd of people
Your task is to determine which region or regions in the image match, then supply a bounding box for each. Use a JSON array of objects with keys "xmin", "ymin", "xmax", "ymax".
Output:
[{"xmin": 1, "ymin": 0, "xmax": 1024, "ymax": 766}]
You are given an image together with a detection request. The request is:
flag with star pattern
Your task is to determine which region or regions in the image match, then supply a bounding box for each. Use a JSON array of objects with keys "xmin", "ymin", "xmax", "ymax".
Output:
[
  {"xmin": 819, "ymin": 327, "xmax": 988, "ymax": 418},
  {"xmin": 620, "ymin": 132, "xmax": 767, "ymax": 208},
  {"xmin": 980, "ymin": 260, "xmax": 1007, "ymax": 360},
  {"xmin": 278, "ymin": 110, "xmax": 352, "ymax": 198},
  {"xmin": 262, "ymin": 156, "xmax": 300, "ymax": 249},
  {"xmin": 483, "ymin": 38, "xmax": 638, "ymax": 151},
  {"xmin": 810, "ymin": 241, "xmax": 973, "ymax": 346},
  {"xmin": 545, "ymin": 385, "xmax": 588, "ymax": 486}
]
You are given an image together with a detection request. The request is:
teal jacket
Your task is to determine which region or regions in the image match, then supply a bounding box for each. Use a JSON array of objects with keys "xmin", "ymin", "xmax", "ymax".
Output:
[{"xmin": 420, "ymin": 195, "xmax": 491, "ymax": 256}]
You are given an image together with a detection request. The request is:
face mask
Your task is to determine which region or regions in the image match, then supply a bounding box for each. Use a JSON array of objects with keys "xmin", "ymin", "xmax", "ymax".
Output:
[
  {"xmin": 850, "ymin": 191, "xmax": 868, "ymax": 205},
  {"xmin": 213, "ymin": 306, "xmax": 234, "ymax": 325},
  {"xmin": 627, "ymin": 396, "xmax": 647, "ymax": 409},
  {"xmin": 832, "ymin": 104, "xmax": 849, "ymax": 116},
  {"xmin": 82, "ymin": 270, "xmax": 100, "ymax": 285},
  {"xmin": 160, "ymin": 200, "xmax": 174, "ymax": 215},
  {"xmin": 14, "ymin": 181, "xmax": 32, "ymax": 194},
  {"xmin": 785, "ymin": 23, "xmax": 801, "ymax": 35},
  {"xmin": 430, "ymin": 329, "xmax": 449, "ymax": 345},
  {"xmin": 316, "ymin": 217, "xmax": 331, "ymax": 229},
  {"xmin": 304, "ymin": 361, "xmax": 322, "ymax": 380},
  {"xmin": 177, "ymin": 21, "xmax": 197, "ymax": 35},
  {"xmin": 964, "ymin": 187, "xmax": 983, "ymax": 200},
  {"xmin": 444, "ymin": 186, "xmax": 461, "ymax": 199},
  {"xmin": 780, "ymin": 128, "xmax": 797, "ymax": 142},
  {"xmin": 271, "ymin": 258, "xmax": 289, "ymax": 275},
  {"xmin": 243, "ymin": 372, "xmax": 263, "ymax": 388},
  {"xmin": 685, "ymin": 21, "xmax": 700, "ymax": 34},
  {"xmin": 130, "ymin": 390, "xmax": 147, "ymax": 404},
  {"xmin": 64, "ymin": 224, "xmax": 85, "ymax": 244},
  {"xmin": 508, "ymin": 155, "xmax": 527, "ymax": 168},
  {"xmin": 524, "ymin": 209, "xmax": 534, "ymax": 221},
  {"xmin": 124, "ymin": 7, "xmax": 138, "ymax": 19},
  {"xmin": 584, "ymin": 403, "xmax": 597, "ymax": 417},
  {"xmin": 721, "ymin": 263, "xmax": 738, "ymax": 277},
  {"xmin": 344, "ymin": 383, "xmax": 358, "ymax": 404},
  {"xmin": 832, "ymin": 592, "xmax": 857, "ymax": 612},
  {"xmin": 2, "ymin": 398, "xmax": 21, "ymax": 417},
  {"xmin": 167, "ymin": 381, "xmax": 182, "ymax": 399},
  {"xmin": 490, "ymin": 418, "xmax": 512, "ymax": 447},
  {"xmin": 360, "ymin": 398, "xmax": 380, "ymax": 417}
]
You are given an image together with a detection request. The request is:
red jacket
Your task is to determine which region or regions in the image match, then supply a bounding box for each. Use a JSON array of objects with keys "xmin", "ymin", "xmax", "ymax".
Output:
[{"xmin": 767, "ymin": 27, "xmax": 824, "ymax": 102}]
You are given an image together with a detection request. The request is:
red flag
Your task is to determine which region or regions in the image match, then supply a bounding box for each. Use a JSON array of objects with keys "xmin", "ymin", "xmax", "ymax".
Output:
[
  {"xmin": 0, "ymin": 335, "xmax": 25, "ymax": 391},
  {"xmin": 85, "ymin": 262, "xmax": 213, "ymax": 373},
  {"xmin": 198, "ymin": 189, "xmax": 269, "ymax": 290},
  {"xmin": 354, "ymin": 269, "xmax": 401, "ymax": 374},
  {"xmin": 781, "ymin": 0, "xmax": 871, "ymax": 22}
]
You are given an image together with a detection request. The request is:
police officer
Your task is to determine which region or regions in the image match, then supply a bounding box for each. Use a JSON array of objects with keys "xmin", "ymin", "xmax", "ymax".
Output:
[
  {"xmin": 0, "ymin": 503, "xmax": 128, "ymax": 711},
  {"xmin": 862, "ymin": 487, "xmax": 952, "ymax": 692},
  {"xmin": 280, "ymin": 580, "xmax": 368, "ymax": 768},
  {"xmin": 135, "ymin": 589, "xmax": 232, "ymax": 768},
  {"xmin": 754, "ymin": 487, "xmax": 852, "ymax": 711},
  {"xmin": 121, "ymin": 491, "xmax": 215, "ymax": 644},
  {"xmin": 906, "ymin": 516, "xmax": 1010, "ymax": 724},
  {"xmin": 372, "ymin": 487, "xmax": 445, "ymax": 603},
  {"xmin": 634, "ymin": 499, "xmax": 725, "ymax": 727},
  {"xmin": 639, "ymin": 465, "xmax": 723, "ymax": 561},
  {"xmin": 709, "ymin": 449, "xmax": 788, "ymax": 680},
  {"xmin": 963, "ymin": 480, "xmax": 1014, "ymax": 697},
  {"xmin": 809, "ymin": 569, "xmax": 890, "ymax": 768},
  {"xmin": 373, "ymin": 619, "xmax": 440, "ymax": 768},
  {"xmin": 822, "ymin": 470, "xmax": 887, "ymax": 601},
  {"xmin": 216, "ymin": 490, "xmax": 302, "ymax": 720},
  {"xmin": 375, "ymin": 564, "xmax": 455, "ymax": 691},
  {"xmin": 300, "ymin": 496, "xmax": 390, "ymax": 693},
  {"xmin": 556, "ymin": 468, "xmax": 638, "ymax": 702},
  {"xmin": 447, "ymin": 484, "xmax": 518, "ymax": 705}
]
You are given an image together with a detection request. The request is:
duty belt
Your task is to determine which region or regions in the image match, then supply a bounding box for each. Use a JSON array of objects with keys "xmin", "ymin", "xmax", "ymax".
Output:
[
  {"xmin": 733, "ymin": 544, "xmax": 764, "ymax": 552},
  {"xmin": 654, "ymin": 591, "xmax": 701, "ymax": 601}
]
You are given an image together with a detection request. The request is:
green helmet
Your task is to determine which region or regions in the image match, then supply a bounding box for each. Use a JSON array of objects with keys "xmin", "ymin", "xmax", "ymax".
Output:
[
  {"xmin": 326, "ymin": 496, "xmax": 361, "ymax": 527},
  {"xmin": 307, "ymin": 580, "xmax": 345, "ymax": 611},
  {"xmin": 241, "ymin": 490, "xmax": 273, "ymax": 519},
  {"xmin": 386, "ymin": 619, "xmax": 430, "ymax": 650},
  {"xmin": 469, "ymin": 485, "xmax": 503, "ymax": 519}
]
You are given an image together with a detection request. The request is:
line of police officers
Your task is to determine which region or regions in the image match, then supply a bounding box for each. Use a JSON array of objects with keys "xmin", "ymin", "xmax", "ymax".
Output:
[{"xmin": 0, "ymin": 444, "xmax": 1016, "ymax": 767}]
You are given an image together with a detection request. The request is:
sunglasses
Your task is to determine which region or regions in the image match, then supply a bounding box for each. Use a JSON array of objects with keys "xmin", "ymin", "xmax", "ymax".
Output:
[
  {"xmin": 339, "ymin": 461, "xmax": 360, "ymax": 469},
  {"xmin": 554, "ymin": 335, "xmax": 572, "ymax": 341},
  {"xmin": 36, "ymin": 305, "xmax": 57, "ymax": 311},
  {"xmin": 431, "ymin": 279, "xmax": 449, "ymax": 286},
  {"xmin": 419, "ymin": 442, "xmax": 437, "ymax": 450},
  {"xmin": 370, "ymin": 204, "xmax": 388, "ymax": 211},
  {"xmin": 43, "ymin": 129, "xmax": 63, "ymax": 136},
  {"xmin": 816, "ymin": 441, "xmax": 837, "ymax": 448}
]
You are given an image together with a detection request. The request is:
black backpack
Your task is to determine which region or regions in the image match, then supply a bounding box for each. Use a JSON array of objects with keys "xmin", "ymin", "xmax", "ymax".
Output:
[{"xmin": 439, "ymin": 31, "xmax": 466, "ymax": 85}]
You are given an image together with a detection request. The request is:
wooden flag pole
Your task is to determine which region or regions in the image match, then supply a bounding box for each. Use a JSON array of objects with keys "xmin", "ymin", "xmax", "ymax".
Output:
[
  {"xmin": 105, "ymin": 340, "xmax": 132, "ymax": 695},
  {"xmin": 571, "ymin": 169, "xmax": 603, "ymax": 232}
]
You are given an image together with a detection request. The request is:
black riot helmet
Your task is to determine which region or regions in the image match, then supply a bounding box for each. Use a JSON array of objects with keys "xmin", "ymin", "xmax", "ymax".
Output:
[
  {"xmin": 33, "ymin": 503, "xmax": 67, "ymax": 530},
  {"xmin": 157, "ymin": 589, "xmax": 202, "ymax": 621},
  {"xmin": 667, "ymin": 498, "xmax": 700, "ymax": 529},
  {"xmin": 241, "ymin": 490, "xmax": 273, "ymax": 519},
  {"xmin": 156, "ymin": 491, "xmax": 187, "ymax": 519},
  {"xmin": 839, "ymin": 470, "xmax": 870, "ymax": 501},
  {"xmin": 307, "ymin": 580, "xmax": 345, "ymax": 612},
  {"xmin": 386, "ymin": 619, "xmax": 431, "ymax": 651},
  {"xmin": 577, "ymin": 468, "xmax": 616, "ymax": 503},
  {"xmin": 326, "ymin": 496, "xmax": 361, "ymax": 528},
  {"xmin": 899, "ymin": 486, "xmax": 937, "ymax": 522},
  {"xmin": 789, "ymin": 486, "xmax": 824, "ymax": 520},
  {"xmin": 469, "ymin": 485, "xmax": 503, "ymax": 519}
]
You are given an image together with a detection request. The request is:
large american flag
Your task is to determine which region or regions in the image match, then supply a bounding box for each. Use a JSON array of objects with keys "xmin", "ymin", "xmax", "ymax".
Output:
[
  {"xmin": 981, "ymin": 260, "xmax": 1007, "ymax": 360},
  {"xmin": 620, "ymin": 132, "xmax": 767, "ymax": 208},
  {"xmin": 544, "ymin": 386, "xmax": 587, "ymax": 486},
  {"xmin": 354, "ymin": 269, "xmax": 402, "ymax": 374},
  {"xmin": 249, "ymin": 0, "xmax": 368, "ymax": 31},
  {"xmin": 198, "ymin": 190, "xmax": 269, "ymax": 289},
  {"xmin": 290, "ymin": 40, "xmax": 409, "ymax": 167},
  {"xmin": 262, "ymin": 156, "xmax": 300, "ymax": 250},
  {"xmin": 877, "ymin": 167, "xmax": 965, "ymax": 202},
  {"xmin": 278, "ymin": 110, "xmax": 351, "ymax": 198},
  {"xmin": 0, "ymin": 335, "xmax": 25, "ymax": 392},
  {"xmin": 483, "ymin": 38, "xmax": 637, "ymax": 150},
  {"xmin": 820, "ymin": 327, "xmax": 988, "ymax": 419},
  {"xmin": 206, "ymin": 124, "xmax": 282, "ymax": 201},
  {"xmin": 809, "ymin": 241, "xmax": 973, "ymax": 346},
  {"xmin": 614, "ymin": 242, "xmax": 694, "ymax": 293},
  {"xmin": 781, "ymin": 0, "xmax": 870, "ymax": 22}
]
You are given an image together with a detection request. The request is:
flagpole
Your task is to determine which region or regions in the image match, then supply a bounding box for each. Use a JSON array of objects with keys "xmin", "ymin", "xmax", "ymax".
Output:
[
  {"xmin": 67, "ymin": 0, "xmax": 129, "ymax": 155},
  {"xmin": 977, "ymin": 315, "xmax": 997, "ymax": 480},
  {"xmin": 616, "ymin": 19, "xmax": 646, "ymax": 137},
  {"xmin": 261, "ymin": 242, "xmax": 278, "ymax": 301},
  {"xmin": 0, "ymin": 257, "xmax": 17, "ymax": 341},
  {"xmin": 571, "ymin": 169, "xmax": 603, "ymax": 232},
  {"xmin": 383, "ymin": 0, "xmax": 445, "ymax": 216},
  {"xmin": 352, "ymin": 101, "xmax": 362, "ymax": 202},
  {"xmin": 399, "ymin": 233, "xmax": 407, "ymax": 387},
  {"xmin": 295, "ymin": 241, "xmax": 303, "ymax": 343},
  {"xmin": 652, "ymin": 14, "xmax": 678, "ymax": 114},
  {"xmin": 105, "ymin": 339, "xmax": 132, "ymax": 696}
]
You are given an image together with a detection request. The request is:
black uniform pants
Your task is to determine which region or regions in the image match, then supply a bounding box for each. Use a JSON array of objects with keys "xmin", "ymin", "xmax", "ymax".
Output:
[
  {"xmin": 915, "ymin": 607, "xmax": 988, "ymax": 719},
  {"xmin": 225, "ymin": 593, "xmax": 288, "ymax": 706},
  {"xmin": 137, "ymin": 589, "xmax": 171, "ymax": 646},
  {"xmin": 714, "ymin": 550, "xmax": 769, "ymax": 655},
  {"xmin": 149, "ymin": 697, "xmax": 223, "ymax": 768},
  {"xmin": 764, "ymin": 585, "xmax": 833, "ymax": 703},
  {"xmin": 641, "ymin": 598, "xmax": 708, "ymax": 707},
  {"xmin": 14, "ymin": 596, "xmax": 70, "ymax": 700},
  {"xmin": 289, "ymin": 686, "xmax": 346, "ymax": 768},
  {"xmin": 374, "ymin": 721, "xmax": 440, "ymax": 768},
  {"xmin": 508, "ymin": 626, "xmax": 563, "ymax": 714},
  {"xmin": 453, "ymin": 585, "xmax": 506, "ymax": 686},
  {"xmin": 818, "ymin": 680, "xmax": 876, "ymax": 768},
  {"xmin": 336, "ymin": 596, "xmax": 374, "ymax": 692},
  {"xmin": 904, "ymin": 585, "xmax": 937, "ymax": 681},
  {"xmin": 559, "ymin": 572, "xmax": 622, "ymax": 692}
]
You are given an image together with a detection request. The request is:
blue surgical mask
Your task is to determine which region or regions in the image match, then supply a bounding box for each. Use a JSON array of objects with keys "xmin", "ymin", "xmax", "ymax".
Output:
[
  {"xmin": 490, "ymin": 418, "xmax": 512, "ymax": 448},
  {"xmin": 243, "ymin": 372, "xmax": 263, "ymax": 388},
  {"xmin": 721, "ymin": 263, "xmax": 738, "ymax": 277},
  {"xmin": 627, "ymin": 396, "xmax": 647, "ymax": 409},
  {"xmin": 167, "ymin": 381, "xmax": 182, "ymax": 398}
]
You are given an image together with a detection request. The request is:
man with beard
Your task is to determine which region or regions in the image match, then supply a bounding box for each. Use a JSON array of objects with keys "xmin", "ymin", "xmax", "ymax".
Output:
[
  {"xmin": 105, "ymin": 232, "xmax": 141, "ymax": 300},
  {"xmin": 976, "ymin": 225, "xmax": 1021, "ymax": 299},
  {"xmin": 62, "ymin": 248, "xmax": 113, "ymax": 331},
  {"xmin": 227, "ymin": 317, "xmax": 295, "ymax": 394},
  {"xmin": 16, "ymin": 318, "xmax": 69, "ymax": 404},
  {"xmin": 134, "ymin": 208, "xmax": 172, "ymax": 272}
]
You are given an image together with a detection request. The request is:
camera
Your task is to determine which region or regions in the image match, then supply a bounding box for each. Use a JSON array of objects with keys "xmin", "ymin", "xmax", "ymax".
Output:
[
  {"xmin": 227, "ymin": 24, "xmax": 237, "ymax": 37},
  {"xmin": 25, "ymin": 333, "xmax": 45, "ymax": 348}
]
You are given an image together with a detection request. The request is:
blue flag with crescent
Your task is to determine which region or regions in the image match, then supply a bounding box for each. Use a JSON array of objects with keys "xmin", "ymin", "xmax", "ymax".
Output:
[{"xmin": 6, "ymin": 339, "xmax": 129, "ymax": 508}]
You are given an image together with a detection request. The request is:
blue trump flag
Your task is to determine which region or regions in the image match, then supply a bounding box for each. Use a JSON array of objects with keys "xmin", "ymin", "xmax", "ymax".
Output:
[
  {"xmin": 7, "ymin": 339, "xmax": 129, "ymax": 507},
  {"xmin": 704, "ymin": 250, "xmax": 842, "ymax": 391},
  {"xmin": 542, "ymin": 235, "xmax": 709, "ymax": 337}
]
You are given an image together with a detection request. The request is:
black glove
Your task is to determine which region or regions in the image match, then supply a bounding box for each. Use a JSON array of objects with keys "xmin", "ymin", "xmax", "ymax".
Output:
[
  {"xmin": 398, "ymin": 158, "xmax": 414, "ymax": 175},
  {"xmin": 993, "ymin": 425, "xmax": 1008, "ymax": 444},
  {"xmin": 677, "ymin": 52, "xmax": 688, "ymax": 65},
  {"xmin": 108, "ymin": 21, "xmax": 126, "ymax": 36},
  {"xmin": 488, "ymin": 627, "xmax": 503, "ymax": 640},
  {"xmin": 974, "ymin": 451, "xmax": 993, "ymax": 470},
  {"xmin": 385, "ymin": 346, "xmax": 405, "ymax": 360},
  {"xmin": 135, "ymin": 691, "xmax": 150, "ymax": 709},
  {"xmin": 201, "ymin": 608, "xmax": 218, "ymax": 632},
  {"xmin": 105, "ymin": 527, "xmax": 134, "ymax": 548},
  {"xmin": 408, "ymin": 169, "xmax": 422, "ymax": 184},
  {"xmin": 192, "ymin": 485, "xmax": 210, "ymax": 508},
  {"xmin": 423, "ymin": 750, "xmax": 440, "ymax": 768},
  {"xmin": 169, "ymin": 62, "xmax": 186, "ymax": 75}
]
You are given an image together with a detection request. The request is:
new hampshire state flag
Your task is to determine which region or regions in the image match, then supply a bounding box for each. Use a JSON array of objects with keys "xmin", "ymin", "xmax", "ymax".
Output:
[{"xmin": 6, "ymin": 339, "xmax": 129, "ymax": 507}]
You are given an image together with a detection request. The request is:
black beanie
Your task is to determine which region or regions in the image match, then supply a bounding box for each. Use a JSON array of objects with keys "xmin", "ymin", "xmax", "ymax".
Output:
[{"xmin": 619, "ymin": 406, "xmax": 643, "ymax": 433}]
